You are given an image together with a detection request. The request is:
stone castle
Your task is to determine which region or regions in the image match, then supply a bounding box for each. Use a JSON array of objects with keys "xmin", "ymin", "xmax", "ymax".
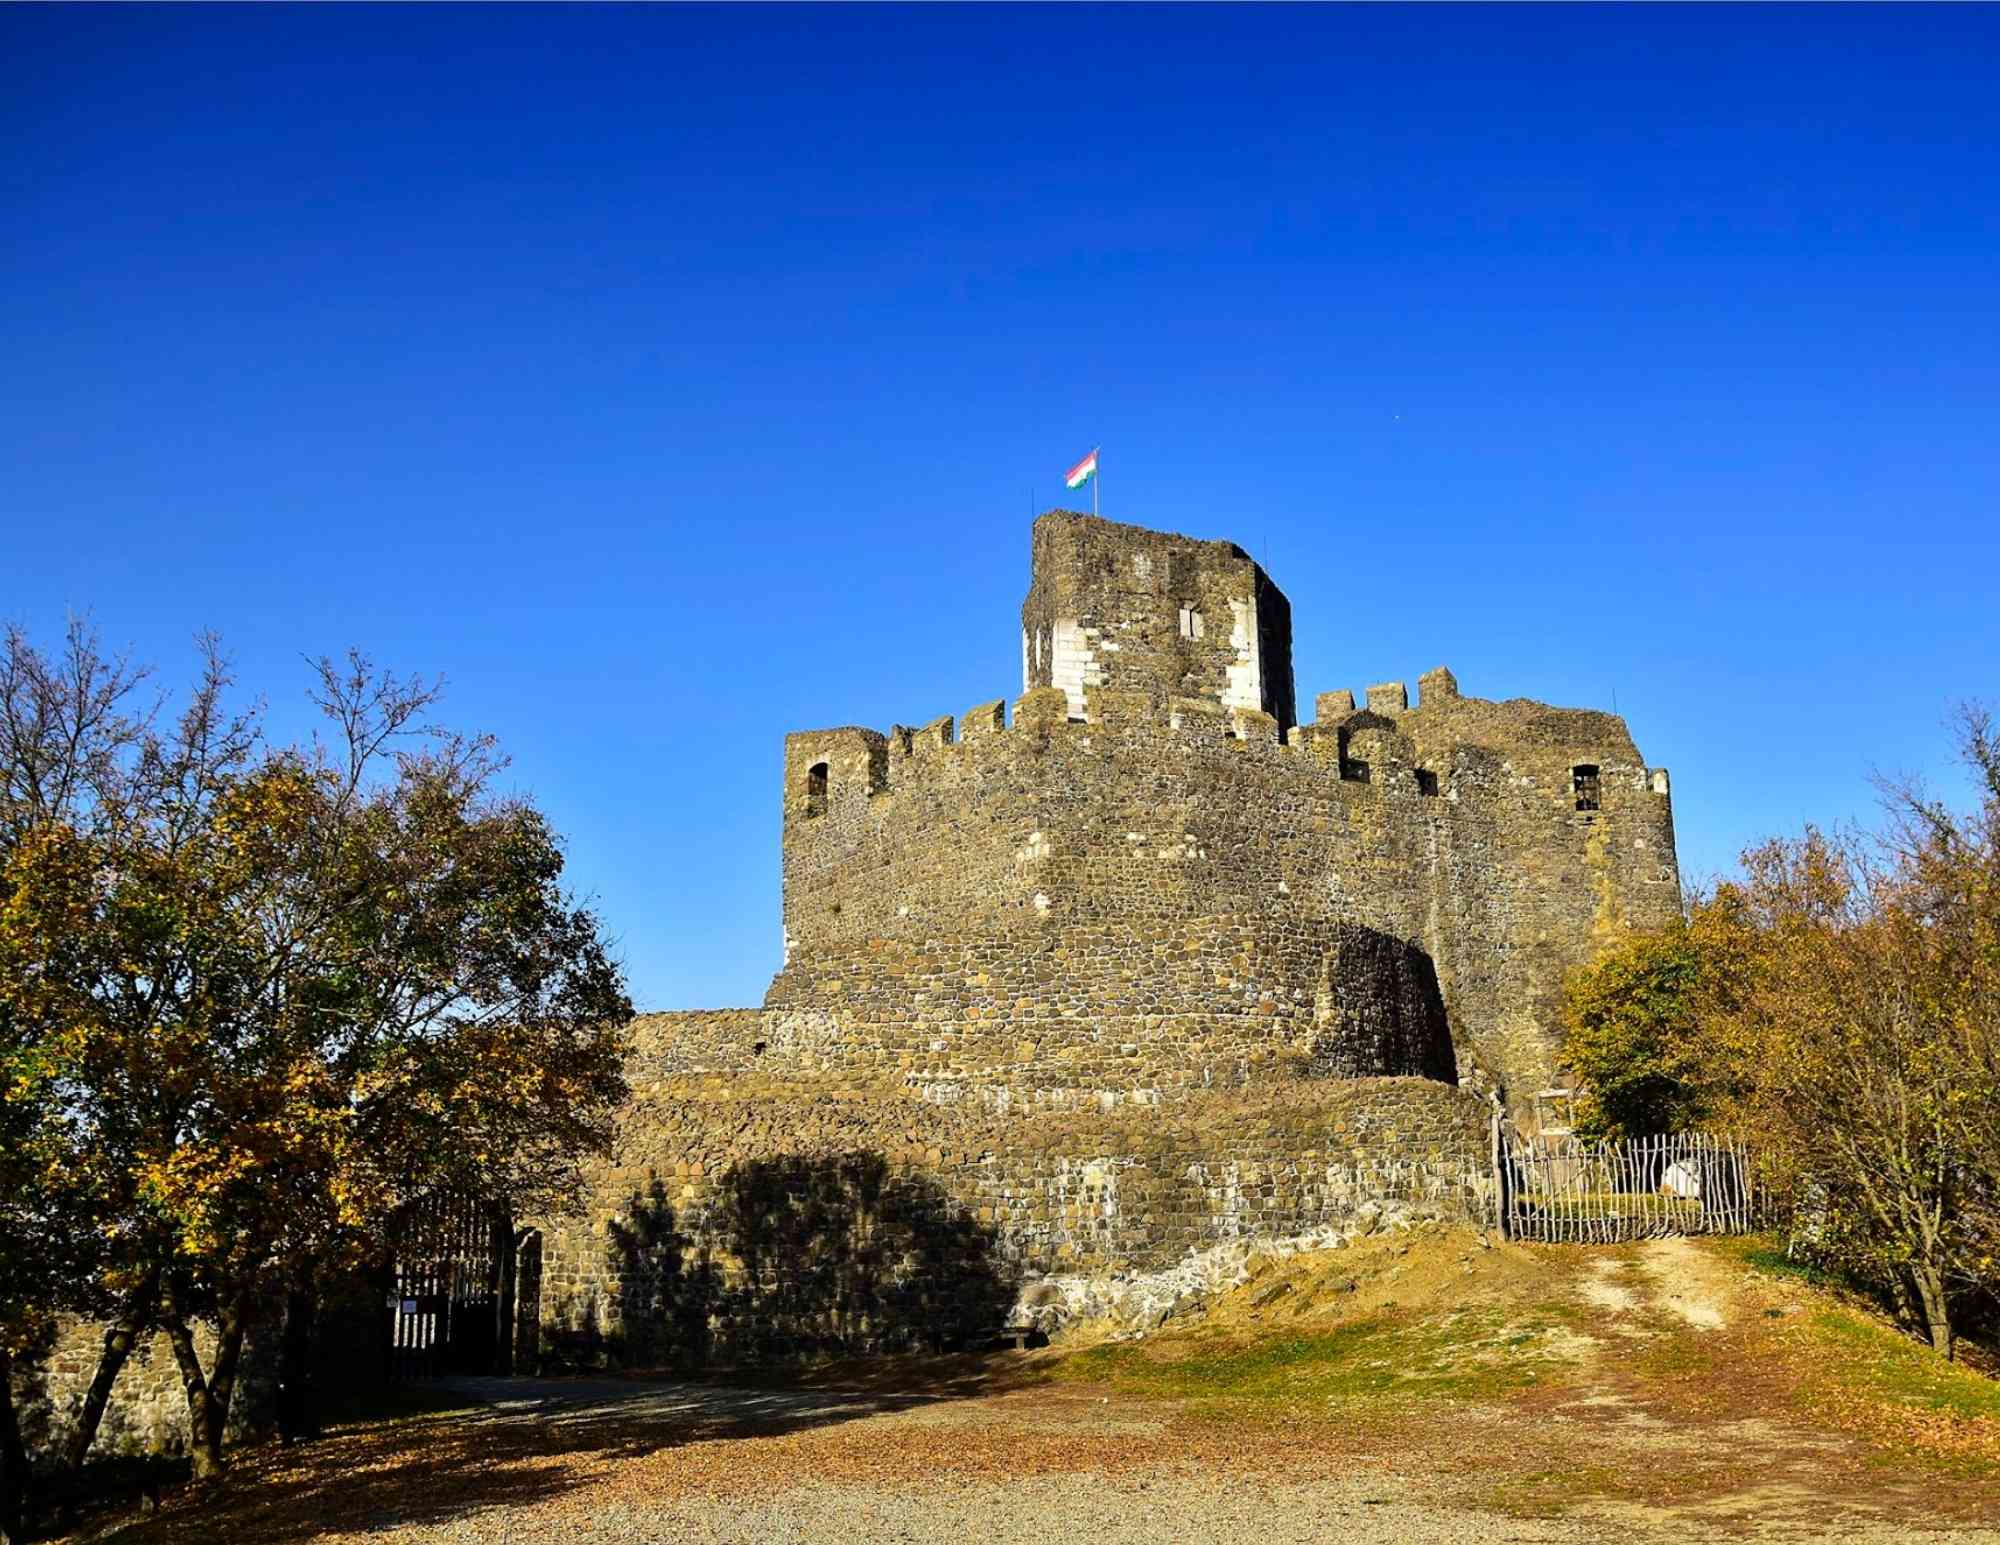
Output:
[
  {"xmin": 530, "ymin": 510, "xmax": 1685, "ymax": 1360},
  {"xmin": 767, "ymin": 510, "xmax": 1681, "ymax": 1111},
  {"xmin": 23, "ymin": 510, "xmax": 1688, "ymax": 1455}
]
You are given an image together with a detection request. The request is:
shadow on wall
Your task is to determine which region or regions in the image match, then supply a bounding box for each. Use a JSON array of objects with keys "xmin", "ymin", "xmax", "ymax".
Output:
[
  {"xmin": 542, "ymin": 1153, "xmax": 1020, "ymax": 1371},
  {"xmin": 1312, "ymin": 924, "xmax": 1458, "ymax": 1085}
]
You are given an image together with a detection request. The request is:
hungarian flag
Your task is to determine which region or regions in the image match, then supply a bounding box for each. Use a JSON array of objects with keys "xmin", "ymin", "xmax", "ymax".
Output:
[{"xmin": 1064, "ymin": 447, "xmax": 1099, "ymax": 489}]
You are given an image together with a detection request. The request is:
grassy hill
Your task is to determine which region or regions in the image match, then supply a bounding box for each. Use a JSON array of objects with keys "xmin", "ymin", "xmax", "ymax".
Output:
[{"xmin": 1043, "ymin": 1223, "xmax": 2000, "ymax": 1522}]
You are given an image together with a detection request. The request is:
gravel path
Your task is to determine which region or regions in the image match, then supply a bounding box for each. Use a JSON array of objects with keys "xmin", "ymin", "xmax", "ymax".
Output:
[
  {"xmin": 373, "ymin": 1376, "xmax": 1998, "ymax": 1545},
  {"xmin": 390, "ymin": 1471, "xmax": 2000, "ymax": 1544}
]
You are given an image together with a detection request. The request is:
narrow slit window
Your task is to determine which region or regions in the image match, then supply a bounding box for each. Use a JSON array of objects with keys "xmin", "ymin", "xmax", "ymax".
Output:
[
  {"xmin": 805, "ymin": 761, "xmax": 829, "ymax": 818},
  {"xmin": 1415, "ymin": 768, "xmax": 1439, "ymax": 797},
  {"xmin": 1573, "ymin": 764, "xmax": 1601, "ymax": 813},
  {"xmin": 1178, "ymin": 605, "xmax": 1204, "ymax": 640}
]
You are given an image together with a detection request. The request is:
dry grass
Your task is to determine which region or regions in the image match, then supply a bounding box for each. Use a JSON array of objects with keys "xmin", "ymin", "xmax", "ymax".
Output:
[{"xmin": 63, "ymin": 1226, "xmax": 2000, "ymax": 1543}]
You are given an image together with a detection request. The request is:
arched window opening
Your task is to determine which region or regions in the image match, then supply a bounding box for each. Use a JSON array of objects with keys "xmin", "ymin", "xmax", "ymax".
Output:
[{"xmin": 805, "ymin": 761, "xmax": 829, "ymax": 818}]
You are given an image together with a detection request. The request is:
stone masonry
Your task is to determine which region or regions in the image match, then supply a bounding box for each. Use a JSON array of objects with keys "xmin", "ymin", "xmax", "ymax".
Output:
[
  {"xmin": 528, "ymin": 510, "xmax": 1684, "ymax": 1369},
  {"xmin": 772, "ymin": 511, "xmax": 1680, "ymax": 1109},
  {"xmin": 42, "ymin": 509, "xmax": 1686, "ymax": 1453}
]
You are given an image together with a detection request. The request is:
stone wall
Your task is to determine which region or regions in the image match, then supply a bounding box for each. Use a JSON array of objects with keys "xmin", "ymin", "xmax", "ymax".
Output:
[
  {"xmin": 529, "ymin": 1064, "xmax": 1492, "ymax": 1367},
  {"xmin": 11, "ymin": 1320, "xmax": 276, "ymax": 1462},
  {"xmin": 17, "ymin": 1273, "xmax": 385, "ymax": 1462},
  {"xmin": 1019, "ymin": 514, "xmax": 1296, "ymax": 729},
  {"xmin": 778, "ymin": 631, "xmax": 1679, "ymax": 1107}
]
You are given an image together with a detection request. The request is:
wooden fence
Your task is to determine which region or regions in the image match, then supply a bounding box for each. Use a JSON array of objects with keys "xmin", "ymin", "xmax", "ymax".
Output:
[{"xmin": 1496, "ymin": 1126, "xmax": 1755, "ymax": 1243}]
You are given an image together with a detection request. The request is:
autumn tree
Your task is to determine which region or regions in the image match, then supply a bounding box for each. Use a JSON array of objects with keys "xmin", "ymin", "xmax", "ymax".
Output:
[
  {"xmin": 0, "ymin": 623, "xmax": 632, "ymax": 1496},
  {"xmin": 1695, "ymin": 708, "xmax": 2000, "ymax": 1361},
  {"xmin": 0, "ymin": 622, "xmax": 181, "ymax": 1542},
  {"xmin": 1560, "ymin": 925, "xmax": 1710, "ymax": 1138}
]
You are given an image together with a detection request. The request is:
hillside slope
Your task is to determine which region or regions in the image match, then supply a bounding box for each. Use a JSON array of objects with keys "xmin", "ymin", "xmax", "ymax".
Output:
[{"xmin": 1049, "ymin": 1223, "xmax": 2000, "ymax": 1525}]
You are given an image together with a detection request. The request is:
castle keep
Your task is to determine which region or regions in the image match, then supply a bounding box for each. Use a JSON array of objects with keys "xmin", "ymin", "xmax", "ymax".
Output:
[
  {"xmin": 771, "ymin": 511, "xmax": 1678, "ymax": 1108},
  {"xmin": 536, "ymin": 511, "xmax": 1684, "ymax": 1361}
]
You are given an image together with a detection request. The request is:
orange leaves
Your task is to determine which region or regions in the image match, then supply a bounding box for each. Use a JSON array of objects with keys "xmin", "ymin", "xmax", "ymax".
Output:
[{"xmin": 3, "ymin": 637, "xmax": 630, "ymax": 1402}]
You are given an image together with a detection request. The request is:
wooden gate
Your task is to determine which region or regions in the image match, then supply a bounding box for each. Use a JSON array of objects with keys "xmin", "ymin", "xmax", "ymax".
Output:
[
  {"xmin": 1496, "ymin": 1127, "xmax": 1755, "ymax": 1243},
  {"xmin": 388, "ymin": 1191, "xmax": 516, "ymax": 1379}
]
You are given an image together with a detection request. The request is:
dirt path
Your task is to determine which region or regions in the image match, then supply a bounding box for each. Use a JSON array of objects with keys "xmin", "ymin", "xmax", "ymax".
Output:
[{"xmin": 80, "ymin": 1233, "xmax": 2000, "ymax": 1545}]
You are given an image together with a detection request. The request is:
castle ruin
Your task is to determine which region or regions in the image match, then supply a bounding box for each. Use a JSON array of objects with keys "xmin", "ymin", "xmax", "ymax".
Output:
[
  {"xmin": 535, "ymin": 510, "xmax": 1684, "ymax": 1360},
  {"xmin": 20, "ymin": 510, "xmax": 1691, "ymax": 1456}
]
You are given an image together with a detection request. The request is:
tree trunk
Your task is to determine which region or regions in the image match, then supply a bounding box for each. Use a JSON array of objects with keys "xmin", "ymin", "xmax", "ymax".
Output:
[
  {"xmin": 204, "ymin": 1292, "xmax": 250, "ymax": 1462},
  {"xmin": 160, "ymin": 1306, "xmax": 222, "ymax": 1481},
  {"xmin": 1909, "ymin": 1263, "xmax": 1956, "ymax": 1362},
  {"xmin": 63, "ymin": 1266, "xmax": 160, "ymax": 1471},
  {"xmin": 159, "ymin": 1278, "xmax": 251, "ymax": 1481},
  {"xmin": 0, "ymin": 1349, "xmax": 31, "ymax": 1545},
  {"xmin": 494, "ymin": 1217, "xmax": 521, "ymax": 1379},
  {"xmin": 275, "ymin": 1281, "xmax": 318, "ymax": 1446}
]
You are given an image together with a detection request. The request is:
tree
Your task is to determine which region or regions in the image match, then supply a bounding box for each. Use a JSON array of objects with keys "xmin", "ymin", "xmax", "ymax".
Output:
[
  {"xmin": 0, "ymin": 623, "xmax": 633, "ymax": 1492},
  {"xmin": 1560, "ymin": 924, "xmax": 1711, "ymax": 1138},
  {"xmin": 1695, "ymin": 708, "xmax": 2000, "ymax": 1360},
  {"xmin": 0, "ymin": 622, "xmax": 181, "ymax": 1541},
  {"xmin": 0, "ymin": 827, "xmax": 87, "ymax": 1542}
]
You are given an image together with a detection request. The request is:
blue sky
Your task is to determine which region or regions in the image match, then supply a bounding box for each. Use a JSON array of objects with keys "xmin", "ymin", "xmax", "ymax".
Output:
[{"xmin": 5, "ymin": 6, "xmax": 1996, "ymax": 1011}]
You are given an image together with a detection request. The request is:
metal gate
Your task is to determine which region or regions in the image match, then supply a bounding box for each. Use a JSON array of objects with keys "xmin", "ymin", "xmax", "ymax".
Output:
[{"xmin": 388, "ymin": 1191, "xmax": 516, "ymax": 1379}]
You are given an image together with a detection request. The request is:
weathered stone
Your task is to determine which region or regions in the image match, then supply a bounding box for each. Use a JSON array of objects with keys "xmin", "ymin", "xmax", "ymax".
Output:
[{"xmin": 47, "ymin": 510, "xmax": 1689, "ymax": 1434}]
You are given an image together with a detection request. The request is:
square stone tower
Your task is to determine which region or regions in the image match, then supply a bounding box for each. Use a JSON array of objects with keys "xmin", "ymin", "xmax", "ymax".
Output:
[{"xmin": 1019, "ymin": 511, "xmax": 1297, "ymax": 731}]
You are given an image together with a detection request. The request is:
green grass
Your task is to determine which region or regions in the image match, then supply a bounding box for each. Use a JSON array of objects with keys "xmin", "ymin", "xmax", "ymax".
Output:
[
  {"xmin": 1806, "ymin": 1308, "xmax": 2000, "ymax": 1424},
  {"xmin": 1051, "ymin": 1308, "xmax": 1575, "ymax": 1409},
  {"xmin": 1716, "ymin": 1230, "xmax": 1843, "ymax": 1288},
  {"xmin": 1481, "ymin": 1464, "xmax": 1628, "ymax": 1518}
]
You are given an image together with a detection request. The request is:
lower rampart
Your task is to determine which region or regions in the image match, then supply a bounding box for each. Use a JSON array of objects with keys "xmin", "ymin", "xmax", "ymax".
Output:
[
  {"xmin": 8, "ymin": 1321, "xmax": 273, "ymax": 1464},
  {"xmin": 27, "ymin": 1015, "xmax": 1493, "ymax": 1456},
  {"xmin": 529, "ymin": 1045, "xmax": 1493, "ymax": 1367}
]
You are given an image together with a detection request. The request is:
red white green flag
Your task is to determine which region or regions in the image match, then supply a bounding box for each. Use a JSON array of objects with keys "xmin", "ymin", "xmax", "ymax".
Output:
[{"xmin": 1064, "ymin": 448, "xmax": 1099, "ymax": 489}]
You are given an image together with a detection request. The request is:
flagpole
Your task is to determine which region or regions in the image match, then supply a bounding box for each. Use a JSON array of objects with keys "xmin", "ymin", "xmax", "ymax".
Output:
[{"xmin": 1094, "ymin": 449, "xmax": 1099, "ymax": 518}]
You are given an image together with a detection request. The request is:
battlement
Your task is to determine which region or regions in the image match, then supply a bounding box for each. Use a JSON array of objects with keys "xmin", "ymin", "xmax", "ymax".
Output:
[
  {"xmin": 774, "ymin": 510, "xmax": 1683, "ymax": 1113},
  {"xmin": 782, "ymin": 662, "xmax": 1673, "ymax": 823}
]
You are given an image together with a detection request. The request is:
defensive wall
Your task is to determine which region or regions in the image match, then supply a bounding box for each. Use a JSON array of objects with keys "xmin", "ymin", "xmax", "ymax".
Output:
[
  {"xmin": 32, "ymin": 509, "xmax": 1687, "ymax": 1451},
  {"xmin": 525, "ymin": 509, "xmax": 1683, "ymax": 1369},
  {"xmin": 532, "ymin": 1023, "xmax": 1493, "ymax": 1365},
  {"xmin": 777, "ymin": 652, "xmax": 1679, "ymax": 1106}
]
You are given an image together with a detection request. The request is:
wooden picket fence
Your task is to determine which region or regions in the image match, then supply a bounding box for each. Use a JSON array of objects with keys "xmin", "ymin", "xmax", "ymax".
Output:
[{"xmin": 1496, "ymin": 1125, "xmax": 1755, "ymax": 1243}]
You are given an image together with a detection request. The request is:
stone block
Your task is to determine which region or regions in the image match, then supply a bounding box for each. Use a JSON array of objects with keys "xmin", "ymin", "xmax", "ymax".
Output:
[{"xmin": 1365, "ymin": 682, "xmax": 1408, "ymax": 716}]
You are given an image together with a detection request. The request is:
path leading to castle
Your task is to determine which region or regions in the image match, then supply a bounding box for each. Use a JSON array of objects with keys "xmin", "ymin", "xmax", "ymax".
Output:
[{"xmin": 79, "ymin": 1231, "xmax": 2000, "ymax": 1544}]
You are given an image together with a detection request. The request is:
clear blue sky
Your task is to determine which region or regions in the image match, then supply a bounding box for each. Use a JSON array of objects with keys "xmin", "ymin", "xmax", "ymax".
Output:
[{"xmin": 5, "ymin": 6, "xmax": 1996, "ymax": 1011}]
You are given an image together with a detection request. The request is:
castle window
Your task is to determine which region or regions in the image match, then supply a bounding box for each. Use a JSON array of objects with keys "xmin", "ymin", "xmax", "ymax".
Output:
[
  {"xmin": 1573, "ymin": 764, "xmax": 1601, "ymax": 813},
  {"xmin": 1338, "ymin": 728, "xmax": 1369, "ymax": 784},
  {"xmin": 805, "ymin": 761, "xmax": 829, "ymax": 818},
  {"xmin": 1178, "ymin": 605, "xmax": 1204, "ymax": 640},
  {"xmin": 1415, "ymin": 769, "xmax": 1439, "ymax": 797}
]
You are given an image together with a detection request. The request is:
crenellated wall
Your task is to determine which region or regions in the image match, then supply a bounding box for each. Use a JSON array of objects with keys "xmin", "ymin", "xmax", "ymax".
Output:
[
  {"xmin": 535, "ymin": 506, "xmax": 1685, "ymax": 1367},
  {"xmin": 776, "ymin": 629, "xmax": 1679, "ymax": 1107}
]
